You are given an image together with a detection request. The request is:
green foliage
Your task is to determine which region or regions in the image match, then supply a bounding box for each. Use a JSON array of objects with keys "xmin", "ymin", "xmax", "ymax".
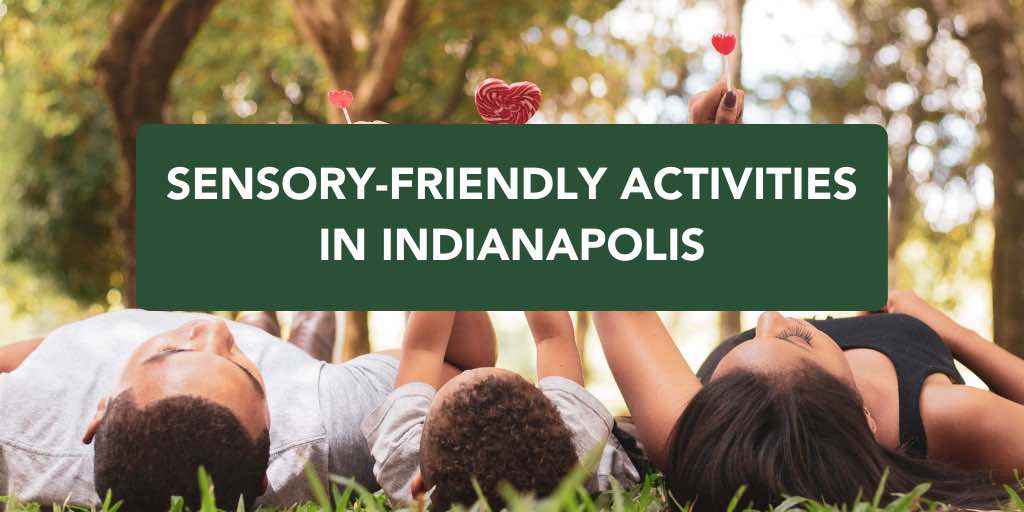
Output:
[
  {"xmin": 0, "ymin": 0, "xmax": 122, "ymax": 303},
  {"xmin": 0, "ymin": 0, "xmax": 633, "ymax": 309},
  {"xmin": 4, "ymin": 465, "xmax": 1023, "ymax": 512}
]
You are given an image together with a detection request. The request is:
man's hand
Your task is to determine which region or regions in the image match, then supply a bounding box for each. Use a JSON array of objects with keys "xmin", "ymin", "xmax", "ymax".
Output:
[
  {"xmin": 688, "ymin": 80, "xmax": 745, "ymax": 124},
  {"xmin": 884, "ymin": 290, "xmax": 970, "ymax": 348}
]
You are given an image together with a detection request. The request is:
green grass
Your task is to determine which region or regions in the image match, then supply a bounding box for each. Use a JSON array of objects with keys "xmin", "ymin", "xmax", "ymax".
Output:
[{"xmin": 3, "ymin": 462, "xmax": 1023, "ymax": 512}]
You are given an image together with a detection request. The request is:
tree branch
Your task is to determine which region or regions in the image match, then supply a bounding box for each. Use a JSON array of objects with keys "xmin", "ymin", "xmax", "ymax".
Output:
[
  {"xmin": 351, "ymin": 0, "xmax": 418, "ymax": 120},
  {"xmin": 290, "ymin": 0, "xmax": 359, "ymax": 89},
  {"xmin": 127, "ymin": 0, "xmax": 220, "ymax": 127},
  {"xmin": 435, "ymin": 34, "xmax": 481, "ymax": 123},
  {"xmin": 95, "ymin": 1, "xmax": 166, "ymax": 130},
  {"xmin": 265, "ymin": 68, "xmax": 328, "ymax": 124}
]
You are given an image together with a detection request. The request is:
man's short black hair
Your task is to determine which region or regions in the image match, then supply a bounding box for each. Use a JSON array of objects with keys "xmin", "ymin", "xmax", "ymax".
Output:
[
  {"xmin": 421, "ymin": 374, "xmax": 578, "ymax": 511},
  {"xmin": 93, "ymin": 391, "xmax": 270, "ymax": 511}
]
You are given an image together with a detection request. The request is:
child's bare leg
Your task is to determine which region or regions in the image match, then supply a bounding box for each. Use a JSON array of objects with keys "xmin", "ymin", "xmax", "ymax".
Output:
[{"xmin": 237, "ymin": 311, "xmax": 281, "ymax": 337}]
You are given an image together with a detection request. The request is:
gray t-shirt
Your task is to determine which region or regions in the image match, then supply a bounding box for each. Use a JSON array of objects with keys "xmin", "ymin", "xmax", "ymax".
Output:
[
  {"xmin": 361, "ymin": 376, "xmax": 640, "ymax": 505},
  {"xmin": 0, "ymin": 309, "xmax": 397, "ymax": 507}
]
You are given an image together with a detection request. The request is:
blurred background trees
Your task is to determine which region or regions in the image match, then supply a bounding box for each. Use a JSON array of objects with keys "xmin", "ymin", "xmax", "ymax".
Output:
[{"xmin": 1, "ymin": 0, "xmax": 1021, "ymax": 398}]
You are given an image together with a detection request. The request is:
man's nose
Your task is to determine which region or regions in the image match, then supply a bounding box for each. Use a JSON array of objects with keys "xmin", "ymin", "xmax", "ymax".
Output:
[
  {"xmin": 190, "ymin": 319, "xmax": 236, "ymax": 353},
  {"xmin": 755, "ymin": 311, "xmax": 786, "ymax": 337}
]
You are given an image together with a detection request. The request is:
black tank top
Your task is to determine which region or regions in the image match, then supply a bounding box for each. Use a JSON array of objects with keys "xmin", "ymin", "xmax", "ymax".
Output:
[{"xmin": 695, "ymin": 313, "xmax": 963, "ymax": 458}]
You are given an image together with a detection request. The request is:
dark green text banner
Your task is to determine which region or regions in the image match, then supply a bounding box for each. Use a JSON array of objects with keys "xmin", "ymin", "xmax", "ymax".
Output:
[{"xmin": 137, "ymin": 124, "xmax": 887, "ymax": 310}]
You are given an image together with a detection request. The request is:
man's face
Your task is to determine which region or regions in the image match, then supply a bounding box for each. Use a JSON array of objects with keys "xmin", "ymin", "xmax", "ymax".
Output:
[{"xmin": 84, "ymin": 318, "xmax": 270, "ymax": 442}]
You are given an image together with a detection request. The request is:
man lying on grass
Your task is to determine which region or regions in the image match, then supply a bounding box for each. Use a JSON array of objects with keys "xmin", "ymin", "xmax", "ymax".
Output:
[
  {"xmin": 362, "ymin": 311, "xmax": 639, "ymax": 510},
  {"xmin": 0, "ymin": 310, "xmax": 495, "ymax": 510}
]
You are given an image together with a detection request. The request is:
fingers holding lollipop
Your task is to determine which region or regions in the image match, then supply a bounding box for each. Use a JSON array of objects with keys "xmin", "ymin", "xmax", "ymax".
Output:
[
  {"xmin": 688, "ymin": 80, "xmax": 745, "ymax": 124},
  {"xmin": 688, "ymin": 33, "xmax": 745, "ymax": 124}
]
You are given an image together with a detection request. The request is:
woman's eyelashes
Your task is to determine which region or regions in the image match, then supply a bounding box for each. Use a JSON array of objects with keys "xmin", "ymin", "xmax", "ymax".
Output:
[{"xmin": 776, "ymin": 326, "xmax": 815, "ymax": 346}]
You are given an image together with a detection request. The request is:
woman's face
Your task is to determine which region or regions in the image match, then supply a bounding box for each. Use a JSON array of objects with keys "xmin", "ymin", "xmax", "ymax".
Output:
[{"xmin": 713, "ymin": 312, "xmax": 856, "ymax": 384}]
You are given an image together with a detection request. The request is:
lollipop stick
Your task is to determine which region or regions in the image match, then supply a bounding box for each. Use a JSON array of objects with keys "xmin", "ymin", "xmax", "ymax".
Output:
[
  {"xmin": 342, "ymin": 107, "xmax": 352, "ymax": 124},
  {"xmin": 724, "ymin": 57, "xmax": 733, "ymax": 92}
]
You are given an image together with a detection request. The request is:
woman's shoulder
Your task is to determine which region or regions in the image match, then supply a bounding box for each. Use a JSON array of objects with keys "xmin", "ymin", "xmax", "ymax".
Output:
[{"xmin": 919, "ymin": 382, "xmax": 1024, "ymax": 472}]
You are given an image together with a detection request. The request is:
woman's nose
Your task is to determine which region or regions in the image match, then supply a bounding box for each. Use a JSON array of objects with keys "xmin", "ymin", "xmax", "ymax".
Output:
[
  {"xmin": 755, "ymin": 311, "xmax": 786, "ymax": 337},
  {"xmin": 190, "ymin": 319, "xmax": 236, "ymax": 353}
]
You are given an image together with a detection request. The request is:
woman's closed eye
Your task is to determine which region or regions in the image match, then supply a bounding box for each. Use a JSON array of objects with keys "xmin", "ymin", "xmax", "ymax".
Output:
[{"xmin": 777, "ymin": 326, "xmax": 814, "ymax": 346}]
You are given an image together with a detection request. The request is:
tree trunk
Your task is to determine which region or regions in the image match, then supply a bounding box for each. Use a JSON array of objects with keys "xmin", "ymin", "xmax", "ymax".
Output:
[
  {"xmin": 95, "ymin": 0, "xmax": 220, "ymax": 306},
  {"xmin": 717, "ymin": 0, "xmax": 745, "ymax": 339},
  {"xmin": 342, "ymin": 311, "xmax": 371, "ymax": 361},
  {"xmin": 575, "ymin": 311, "xmax": 591, "ymax": 382},
  {"xmin": 290, "ymin": 0, "xmax": 418, "ymax": 122},
  {"xmin": 719, "ymin": 311, "xmax": 742, "ymax": 338},
  {"xmin": 930, "ymin": 0, "xmax": 1024, "ymax": 354},
  {"xmin": 723, "ymin": 0, "xmax": 744, "ymax": 88}
]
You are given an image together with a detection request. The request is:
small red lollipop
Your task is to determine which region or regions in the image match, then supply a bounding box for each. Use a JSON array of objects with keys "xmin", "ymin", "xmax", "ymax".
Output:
[
  {"xmin": 712, "ymin": 33, "xmax": 736, "ymax": 56},
  {"xmin": 328, "ymin": 89, "xmax": 354, "ymax": 123},
  {"xmin": 711, "ymin": 33, "xmax": 738, "ymax": 91}
]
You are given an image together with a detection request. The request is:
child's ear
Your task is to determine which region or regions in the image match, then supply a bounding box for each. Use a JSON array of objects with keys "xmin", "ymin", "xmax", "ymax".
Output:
[{"xmin": 411, "ymin": 471, "xmax": 426, "ymax": 497}]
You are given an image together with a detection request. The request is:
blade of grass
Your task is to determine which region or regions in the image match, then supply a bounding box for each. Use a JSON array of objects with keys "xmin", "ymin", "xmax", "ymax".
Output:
[
  {"xmin": 872, "ymin": 468, "xmax": 890, "ymax": 508},
  {"xmin": 328, "ymin": 476, "xmax": 384, "ymax": 512},
  {"xmin": 198, "ymin": 466, "xmax": 217, "ymax": 512},
  {"xmin": 304, "ymin": 464, "xmax": 332, "ymax": 511},
  {"xmin": 471, "ymin": 478, "xmax": 493, "ymax": 512},
  {"xmin": 725, "ymin": 486, "xmax": 747, "ymax": 512}
]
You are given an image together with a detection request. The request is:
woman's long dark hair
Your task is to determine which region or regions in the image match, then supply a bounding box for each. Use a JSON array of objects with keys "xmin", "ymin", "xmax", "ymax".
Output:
[{"xmin": 666, "ymin": 364, "xmax": 1010, "ymax": 511}]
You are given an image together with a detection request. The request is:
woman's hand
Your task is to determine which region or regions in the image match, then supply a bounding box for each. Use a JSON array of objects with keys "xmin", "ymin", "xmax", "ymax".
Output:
[
  {"xmin": 688, "ymin": 80, "xmax": 745, "ymax": 124},
  {"xmin": 884, "ymin": 290, "xmax": 970, "ymax": 348}
]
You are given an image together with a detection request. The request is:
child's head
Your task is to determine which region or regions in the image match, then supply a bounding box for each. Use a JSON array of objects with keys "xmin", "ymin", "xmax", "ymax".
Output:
[{"xmin": 418, "ymin": 368, "xmax": 578, "ymax": 510}]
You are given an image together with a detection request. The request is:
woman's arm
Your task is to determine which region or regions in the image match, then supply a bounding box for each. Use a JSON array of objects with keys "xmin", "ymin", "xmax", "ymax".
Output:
[
  {"xmin": 525, "ymin": 311, "xmax": 584, "ymax": 384},
  {"xmin": 887, "ymin": 290, "xmax": 1024, "ymax": 404},
  {"xmin": 444, "ymin": 311, "xmax": 498, "ymax": 371},
  {"xmin": 592, "ymin": 312, "xmax": 701, "ymax": 469},
  {"xmin": 923, "ymin": 384, "xmax": 1024, "ymax": 480},
  {"xmin": 394, "ymin": 311, "xmax": 456, "ymax": 388},
  {"xmin": 0, "ymin": 337, "xmax": 44, "ymax": 373}
]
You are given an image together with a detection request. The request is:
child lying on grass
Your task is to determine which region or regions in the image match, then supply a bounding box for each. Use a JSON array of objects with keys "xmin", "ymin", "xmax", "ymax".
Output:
[{"xmin": 361, "ymin": 311, "xmax": 639, "ymax": 510}]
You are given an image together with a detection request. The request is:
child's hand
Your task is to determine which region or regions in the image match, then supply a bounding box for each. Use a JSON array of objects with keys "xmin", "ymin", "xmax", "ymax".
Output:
[{"xmin": 688, "ymin": 80, "xmax": 745, "ymax": 124}]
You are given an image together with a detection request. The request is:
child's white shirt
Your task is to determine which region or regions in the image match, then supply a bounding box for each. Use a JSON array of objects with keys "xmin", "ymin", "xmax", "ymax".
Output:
[{"xmin": 361, "ymin": 376, "xmax": 641, "ymax": 505}]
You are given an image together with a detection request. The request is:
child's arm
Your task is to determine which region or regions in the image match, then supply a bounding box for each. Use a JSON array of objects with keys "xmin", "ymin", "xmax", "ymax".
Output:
[
  {"xmin": 0, "ymin": 337, "xmax": 44, "ymax": 373},
  {"xmin": 592, "ymin": 312, "xmax": 701, "ymax": 470},
  {"xmin": 525, "ymin": 311, "xmax": 584, "ymax": 385},
  {"xmin": 394, "ymin": 311, "xmax": 456, "ymax": 388},
  {"xmin": 887, "ymin": 290, "xmax": 1024, "ymax": 404},
  {"xmin": 445, "ymin": 312, "xmax": 498, "ymax": 371}
]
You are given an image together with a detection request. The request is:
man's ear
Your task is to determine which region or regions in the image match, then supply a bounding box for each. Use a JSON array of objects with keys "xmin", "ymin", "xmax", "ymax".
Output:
[
  {"xmin": 411, "ymin": 470, "xmax": 426, "ymax": 498},
  {"xmin": 82, "ymin": 396, "xmax": 110, "ymax": 444}
]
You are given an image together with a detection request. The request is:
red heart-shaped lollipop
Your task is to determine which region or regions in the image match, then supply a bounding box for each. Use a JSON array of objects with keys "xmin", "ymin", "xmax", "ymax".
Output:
[
  {"xmin": 712, "ymin": 33, "xmax": 736, "ymax": 56},
  {"xmin": 474, "ymin": 78, "xmax": 542, "ymax": 124},
  {"xmin": 328, "ymin": 89, "xmax": 354, "ymax": 109}
]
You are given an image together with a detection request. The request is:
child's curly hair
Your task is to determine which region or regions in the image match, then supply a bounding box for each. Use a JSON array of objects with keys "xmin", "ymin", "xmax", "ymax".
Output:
[{"xmin": 420, "ymin": 374, "xmax": 579, "ymax": 511}]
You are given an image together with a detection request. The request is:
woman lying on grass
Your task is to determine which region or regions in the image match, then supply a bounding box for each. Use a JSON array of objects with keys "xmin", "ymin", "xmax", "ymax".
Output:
[{"xmin": 594, "ymin": 291, "xmax": 1024, "ymax": 511}]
